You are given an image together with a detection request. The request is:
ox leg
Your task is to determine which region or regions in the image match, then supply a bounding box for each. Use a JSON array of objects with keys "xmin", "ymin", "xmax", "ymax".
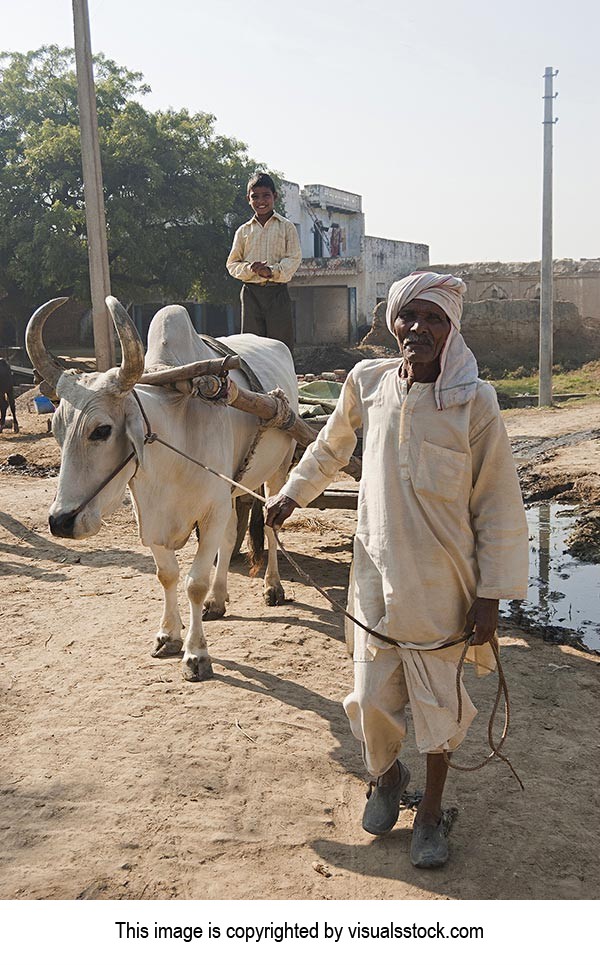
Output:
[
  {"xmin": 8, "ymin": 391, "xmax": 18, "ymax": 433},
  {"xmin": 151, "ymin": 545, "xmax": 184, "ymax": 657},
  {"xmin": 263, "ymin": 456, "xmax": 294, "ymax": 606},
  {"xmin": 182, "ymin": 516, "xmax": 228, "ymax": 682},
  {"xmin": 0, "ymin": 397, "xmax": 6, "ymax": 432},
  {"xmin": 203, "ymin": 504, "xmax": 237, "ymax": 620}
]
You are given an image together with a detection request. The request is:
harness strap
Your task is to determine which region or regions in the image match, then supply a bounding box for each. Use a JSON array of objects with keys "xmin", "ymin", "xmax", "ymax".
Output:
[
  {"xmin": 69, "ymin": 391, "xmax": 154, "ymax": 518},
  {"xmin": 197, "ymin": 335, "xmax": 269, "ymax": 484},
  {"xmin": 132, "ymin": 388, "xmax": 154, "ymax": 439},
  {"xmin": 199, "ymin": 334, "xmax": 265, "ymax": 394},
  {"xmin": 70, "ymin": 450, "xmax": 137, "ymax": 518}
]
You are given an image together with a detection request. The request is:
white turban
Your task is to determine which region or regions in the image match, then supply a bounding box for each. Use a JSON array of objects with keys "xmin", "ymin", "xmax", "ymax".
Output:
[
  {"xmin": 385, "ymin": 271, "xmax": 478, "ymax": 411},
  {"xmin": 385, "ymin": 271, "xmax": 467, "ymax": 333}
]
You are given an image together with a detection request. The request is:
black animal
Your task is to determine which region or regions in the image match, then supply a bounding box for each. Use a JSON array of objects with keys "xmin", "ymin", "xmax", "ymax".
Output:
[{"xmin": 0, "ymin": 358, "xmax": 19, "ymax": 433}]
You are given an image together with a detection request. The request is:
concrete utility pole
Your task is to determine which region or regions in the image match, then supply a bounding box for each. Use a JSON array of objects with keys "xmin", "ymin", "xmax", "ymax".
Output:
[
  {"xmin": 539, "ymin": 66, "xmax": 558, "ymax": 407},
  {"xmin": 72, "ymin": 0, "xmax": 115, "ymax": 370}
]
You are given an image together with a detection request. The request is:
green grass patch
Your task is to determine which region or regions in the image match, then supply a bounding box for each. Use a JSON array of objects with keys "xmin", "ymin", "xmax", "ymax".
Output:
[{"xmin": 491, "ymin": 361, "xmax": 600, "ymax": 397}]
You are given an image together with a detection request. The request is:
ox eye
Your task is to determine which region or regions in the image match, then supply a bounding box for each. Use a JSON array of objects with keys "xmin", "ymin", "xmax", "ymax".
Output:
[{"xmin": 89, "ymin": 424, "xmax": 112, "ymax": 441}]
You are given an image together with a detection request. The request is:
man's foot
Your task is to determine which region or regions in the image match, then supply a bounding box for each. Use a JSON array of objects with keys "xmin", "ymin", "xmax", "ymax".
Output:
[
  {"xmin": 362, "ymin": 760, "xmax": 411, "ymax": 836},
  {"xmin": 410, "ymin": 816, "xmax": 449, "ymax": 868}
]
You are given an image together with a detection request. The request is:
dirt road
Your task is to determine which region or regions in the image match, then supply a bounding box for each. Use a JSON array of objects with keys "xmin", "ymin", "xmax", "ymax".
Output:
[{"xmin": 0, "ymin": 396, "xmax": 599, "ymax": 900}]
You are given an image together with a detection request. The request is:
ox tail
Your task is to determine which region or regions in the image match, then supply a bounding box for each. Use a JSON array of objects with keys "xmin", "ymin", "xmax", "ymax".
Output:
[{"xmin": 247, "ymin": 491, "xmax": 265, "ymax": 577}]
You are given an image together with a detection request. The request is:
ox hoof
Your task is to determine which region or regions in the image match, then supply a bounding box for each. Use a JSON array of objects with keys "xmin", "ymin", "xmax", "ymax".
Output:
[
  {"xmin": 151, "ymin": 634, "xmax": 183, "ymax": 658},
  {"xmin": 182, "ymin": 655, "xmax": 214, "ymax": 682},
  {"xmin": 203, "ymin": 600, "xmax": 227, "ymax": 621},
  {"xmin": 264, "ymin": 584, "xmax": 286, "ymax": 607}
]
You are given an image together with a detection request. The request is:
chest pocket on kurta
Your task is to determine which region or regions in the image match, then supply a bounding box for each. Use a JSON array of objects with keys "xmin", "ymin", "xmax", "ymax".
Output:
[{"xmin": 415, "ymin": 440, "xmax": 469, "ymax": 503}]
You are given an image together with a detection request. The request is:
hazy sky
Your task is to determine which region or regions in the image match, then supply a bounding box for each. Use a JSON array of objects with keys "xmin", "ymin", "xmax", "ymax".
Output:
[{"xmin": 3, "ymin": 0, "xmax": 599, "ymax": 263}]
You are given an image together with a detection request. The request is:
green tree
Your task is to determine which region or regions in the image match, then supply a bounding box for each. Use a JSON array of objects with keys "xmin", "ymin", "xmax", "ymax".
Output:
[{"xmin": 0, "ymin": 45, "xmax": 279, "ymax": 338}]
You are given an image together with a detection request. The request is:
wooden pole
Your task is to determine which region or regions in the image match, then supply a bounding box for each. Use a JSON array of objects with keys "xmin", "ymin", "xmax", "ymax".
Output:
[
  {"xmin": 539, "ymin": 67, "xmax": 558, "ymax": 407},
  {"xmin": 138, "ymin": 355, "xmax": 241, "ymax": 385},
  {"xmin": 228, "ymin": 383, "xmax": 362, "ymax": 481},
  {"xmin": 72, "ymin": 0, "xmax": 115, "ymax": 370}
]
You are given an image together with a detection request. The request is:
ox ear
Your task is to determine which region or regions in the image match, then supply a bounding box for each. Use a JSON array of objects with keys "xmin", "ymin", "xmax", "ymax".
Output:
[{"xmin": 124, "ymin": 395, "xmax": 146, "ymax": 468}]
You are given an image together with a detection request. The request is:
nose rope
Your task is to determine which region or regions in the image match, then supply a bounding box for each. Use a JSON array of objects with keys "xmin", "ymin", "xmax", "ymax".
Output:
[
  {"xmin": 64, "ymin": 389, "xmax": 522, "ymax": 788},
  {"xmin": 66, "ymin": 389, "xmax": 153, "ymax": 518},
  {"xmin": 68, "ymin": 450, "xmax": 137, "ymax": 518}
]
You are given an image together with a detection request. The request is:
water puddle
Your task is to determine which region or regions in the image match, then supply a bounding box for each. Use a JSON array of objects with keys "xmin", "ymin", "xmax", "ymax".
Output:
[{"xmin": 500, "ymin": 503, "xmax": 600, "ymax": 652}]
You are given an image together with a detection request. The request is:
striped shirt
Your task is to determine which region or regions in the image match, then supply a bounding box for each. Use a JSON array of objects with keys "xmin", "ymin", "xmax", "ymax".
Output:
[{"xmin": 226, "ymin": 211, "xmax": 302, "ymax": 285}]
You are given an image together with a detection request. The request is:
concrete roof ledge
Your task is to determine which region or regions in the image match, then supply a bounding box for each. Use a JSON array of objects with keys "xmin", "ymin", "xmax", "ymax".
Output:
[{"xmin": 295, "ymin": 256, "xmax": 362, "ymax": 277}]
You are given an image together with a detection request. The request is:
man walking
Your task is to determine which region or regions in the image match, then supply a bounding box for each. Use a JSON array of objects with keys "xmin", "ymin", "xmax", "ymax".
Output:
[{"xmin": 266, "ymin": 272, "xmax": 529, "ymax": 868}]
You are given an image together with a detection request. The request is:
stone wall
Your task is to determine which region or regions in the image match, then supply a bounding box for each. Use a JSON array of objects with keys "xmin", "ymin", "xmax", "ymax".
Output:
[
  {"xmin": 429, "ymin": 259, "xmax": 600, "ymax": 322},
  {"xmin": 461, "ymin": 299, "xmax": 600, "ymax": 373},
  {"xmin": 362, "ymin": 297, "xmax": 600, "ymax": 375}
]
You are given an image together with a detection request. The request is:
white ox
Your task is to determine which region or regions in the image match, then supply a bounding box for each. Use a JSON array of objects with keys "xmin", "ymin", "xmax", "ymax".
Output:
[{"xmin": 26, "ymin": 297, "xmax": 297, "ymax": 681}]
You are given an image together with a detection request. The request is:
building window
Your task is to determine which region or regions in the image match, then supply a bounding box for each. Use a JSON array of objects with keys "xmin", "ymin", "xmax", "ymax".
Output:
[{"xmin": 313, "ymin": 226, "xmax": 323, "ymax": 258}]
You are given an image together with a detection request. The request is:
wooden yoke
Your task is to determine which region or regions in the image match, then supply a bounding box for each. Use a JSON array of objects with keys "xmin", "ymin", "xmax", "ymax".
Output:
[
  {"xmin": 136, "ymin": 357, "xmax": 362, "ymax": 481},
  {"xmin": 138, "ymin": 355, "xmax": 241, "ymax": 385},
  {"xmin": 228, "ymin": 382, "xmax": 362, "ymax": 482}
]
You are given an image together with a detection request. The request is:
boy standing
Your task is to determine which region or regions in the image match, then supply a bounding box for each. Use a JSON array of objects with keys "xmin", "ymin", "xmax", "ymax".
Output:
[{"xmin": 226, "ymin": 173, "xmax": 302, "ymax": 352}]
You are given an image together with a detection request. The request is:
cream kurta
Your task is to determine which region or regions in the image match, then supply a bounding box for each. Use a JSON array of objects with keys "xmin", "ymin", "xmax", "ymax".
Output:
[
  {"xmin": 280, "ymin": 359, "xmax": 529, "ymax": 770},
  {"xmin": 226, "ymin": 211, "xmax": 302, "ymax": 285}
]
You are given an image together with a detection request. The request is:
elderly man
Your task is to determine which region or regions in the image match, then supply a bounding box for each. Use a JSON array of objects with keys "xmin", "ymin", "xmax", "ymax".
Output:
[{"xmin": 266, "ymin": 271, "xmax": 529, "ymax": 868}]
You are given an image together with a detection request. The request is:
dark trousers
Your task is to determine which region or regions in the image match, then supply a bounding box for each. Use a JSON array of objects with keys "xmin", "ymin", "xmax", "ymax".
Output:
[{"xmin": 241, "ymin": 283, "xmax": 294, "ymax": 353}]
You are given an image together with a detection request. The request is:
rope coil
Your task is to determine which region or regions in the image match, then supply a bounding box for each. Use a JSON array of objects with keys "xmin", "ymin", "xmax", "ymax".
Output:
[{"xmin": 261, "ymin": 388, "xmax": 297, "ymax": 432}]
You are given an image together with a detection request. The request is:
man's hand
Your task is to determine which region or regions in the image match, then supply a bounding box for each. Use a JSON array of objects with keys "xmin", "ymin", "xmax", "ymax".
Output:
[
  {"xmin": 464, "ymin": 598, "xmax": 499, "ymax": 646},
  {"xmin": 265, "ymin": 493, "xmax": 299, "ymax": 531},
  {"xmin": 250, "ymin": 261, "xmax": 273, "ymax": 278}
]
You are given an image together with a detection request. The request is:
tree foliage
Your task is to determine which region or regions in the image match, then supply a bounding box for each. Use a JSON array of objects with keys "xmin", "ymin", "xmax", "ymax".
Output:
[{"xmin": 0, "ymin": 45, "xmax": 278, "ymax": 327}]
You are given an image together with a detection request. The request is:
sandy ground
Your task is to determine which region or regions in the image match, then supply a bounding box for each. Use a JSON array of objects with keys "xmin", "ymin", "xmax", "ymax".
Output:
[{"xmin": 0, "ymin": 395, "xmax": 599, "ymax": 900}]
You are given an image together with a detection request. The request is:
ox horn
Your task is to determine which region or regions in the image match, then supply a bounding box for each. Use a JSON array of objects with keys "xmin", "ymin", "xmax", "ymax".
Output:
[
  {"xmin": 25, "ymin": 297, "xmax": 70, "ymax": 391},
  {"xmin": 105, "ymin": 296, "xmax": 146, "ymax": 392}
]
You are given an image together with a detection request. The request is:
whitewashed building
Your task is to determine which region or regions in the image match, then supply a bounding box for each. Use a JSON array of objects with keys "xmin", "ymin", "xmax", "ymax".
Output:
[{"xmin": 282, "ymin": 181, "xmax": 429, "ymax": 344}]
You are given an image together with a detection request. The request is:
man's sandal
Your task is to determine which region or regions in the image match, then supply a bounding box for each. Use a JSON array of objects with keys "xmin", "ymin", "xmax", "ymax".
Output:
[
  {"xmin": 362, "ymin": 760, "xmax": 411, "ymax": 835},
  {"xmin": 410, "ymin": 818, "xmax": 449, "ymax": 868}
]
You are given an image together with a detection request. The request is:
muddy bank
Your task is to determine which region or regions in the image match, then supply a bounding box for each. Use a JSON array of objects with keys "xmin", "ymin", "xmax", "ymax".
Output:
[
  {"xmin": 566, "ymin": 509, "xmax": 600, "ymax": 564},
  {"xmin": 499, "ymin": 502, "xmax": 600, "ymax": 652},
  {"xmin": 508, "ymin": 404, "xmax": 600, "ymax": 564},
  {"xmin": 294, "ymin": 343, "xmax": 395, "ymax": 376},
  {"xmin": 517, "ymin": 473, "xmax": 600, "ymax": 567}
]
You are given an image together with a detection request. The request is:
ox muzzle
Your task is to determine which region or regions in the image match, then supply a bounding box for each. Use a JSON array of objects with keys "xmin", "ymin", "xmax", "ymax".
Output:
[{"xmin": 49, "ymin": 510, "xmax": 78, "ymax": 539}]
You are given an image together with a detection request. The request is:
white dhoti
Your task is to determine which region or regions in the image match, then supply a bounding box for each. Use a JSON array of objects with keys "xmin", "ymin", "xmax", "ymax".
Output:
[{"xmin": 343, "ymin": 642, "xmax": 479, "ymax": 777}]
